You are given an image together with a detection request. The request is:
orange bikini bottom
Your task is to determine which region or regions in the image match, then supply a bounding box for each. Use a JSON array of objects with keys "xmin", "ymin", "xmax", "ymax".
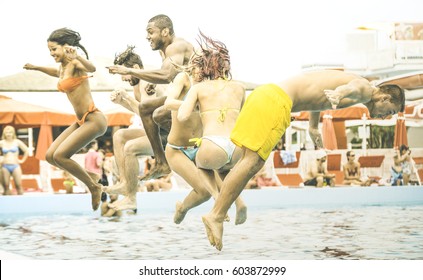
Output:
[{"xmin": 77, "ymin": 102, "xmax": 100, "ymax": 126}]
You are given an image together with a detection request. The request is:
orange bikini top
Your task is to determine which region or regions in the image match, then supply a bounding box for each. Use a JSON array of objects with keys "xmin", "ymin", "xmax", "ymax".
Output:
[{"xmin": 57, "ymin": 76, "xmax": 90, "ymax": 93}]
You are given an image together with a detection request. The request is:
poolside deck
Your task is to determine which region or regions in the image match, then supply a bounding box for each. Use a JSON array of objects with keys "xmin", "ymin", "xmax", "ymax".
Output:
[{"xmin": 1, "ymin": 186, "xmax": 422, "ymax": 216}]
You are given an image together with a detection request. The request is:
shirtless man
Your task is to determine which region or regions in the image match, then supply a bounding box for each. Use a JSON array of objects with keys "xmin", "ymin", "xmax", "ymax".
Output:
[
  {"xmin": 342, "ymin": 150, "xmax": 363, "ymax": 186},
  {"xmin": 107, "ymin": 14, "xmax": 194, "ymax": 181},
  {"xmin": 202, "ymin": 69, "xmax": 405, "ymax": 250},
  {"xmin": 104, "ymin": 46, "xmax": 165, "ymax": 211},
  {"xmin": 303, "ymin": 150, "xmax": 335, "ymax": 187}
]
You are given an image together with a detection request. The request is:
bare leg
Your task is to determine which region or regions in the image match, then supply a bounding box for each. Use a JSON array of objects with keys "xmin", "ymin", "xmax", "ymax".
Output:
[
  {"xmin": 139, "ymin": 98, "xmax": 171, "ymax": 180},
  {"xmin": 111, "ymin": 128, "xmax": 146, "ymax": 183},
  {"xmin": 216, "ymin": 170, "xmax": 247, "ymax": 225},
  {"xmin": 2, "ymin": 168, "xmax": 12, "ymax": 195},
  {"xmin": 11, "ymin": 166, "xmax": 24, "ymax": 195},
  {"xmin": 105, "ymin": 132, "xmax": 152, "ymax": 196},
  {"xmin": 108, "ymin": 136, "xmax": 153, "ymax": 211},
  {"xmin": 153, "ymin": 105, "xmax": 172, "ymax": 133},
  {"xmin": 203, "ymin": 149, "xmax": 264, "ymax": 250},
  {"xmin": 166, "ymin": 147, "xmax": 212, "ymax": 224},
  {"xmin": 46, "ymin": 113, "xmax": 107, "ymax": 211}
]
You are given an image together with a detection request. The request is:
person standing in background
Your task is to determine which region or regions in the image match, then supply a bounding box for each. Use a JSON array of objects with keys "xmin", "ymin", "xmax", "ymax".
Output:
[
  {"xmin": 84, "ymin": 140, "xmax": 102, "ymax": 176},
  {"xmin": 0, "ymin": 126, "xmax": 29, "ymax": 195}
]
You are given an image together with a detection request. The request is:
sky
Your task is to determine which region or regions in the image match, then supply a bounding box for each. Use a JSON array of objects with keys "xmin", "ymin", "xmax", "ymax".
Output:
[{"xmin": 1, "ymin": 0, "xmax": 423, "ymax": 85}]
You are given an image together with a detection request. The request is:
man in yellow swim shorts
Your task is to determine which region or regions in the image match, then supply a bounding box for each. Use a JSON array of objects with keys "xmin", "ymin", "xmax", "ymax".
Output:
[{"xmin": 202, "ymin": 69, "xmax": 405, "ymax": 251}]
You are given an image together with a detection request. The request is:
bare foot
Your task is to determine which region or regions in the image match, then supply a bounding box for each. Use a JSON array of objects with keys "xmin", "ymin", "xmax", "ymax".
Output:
[
  {"xmin": 109, "ymin": 195, "xmax": 137, "ymax": 211},
  {"xmin": 139, "ymin": 164, "xmax": 171, "ymax": 181},
  {"xmin": 87, "ymin": 184, "xmax": 102, "ymax": 211},
  {"xmin": 174, "ymin": 201, "xmax": 188, "ymax": 224},
  {"xmin": 235, "ymin": 205, "xmax": 247, "ymax": 225},
  {"xmin": 104, "ymin": 182, "xmax": 128, "ymax": 196},
  {"xmin": 202, "ymin": 214, "xmax": 224, "ymax": 251}
]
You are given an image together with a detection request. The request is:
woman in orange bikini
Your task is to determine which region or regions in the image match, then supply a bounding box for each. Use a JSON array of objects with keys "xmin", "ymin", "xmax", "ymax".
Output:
[{"xmin": 24, "ymin": 28, "xmax": 107, "ymax": 210}]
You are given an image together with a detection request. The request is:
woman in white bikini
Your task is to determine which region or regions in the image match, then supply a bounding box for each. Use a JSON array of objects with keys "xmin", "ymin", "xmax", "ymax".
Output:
[{"xmin": 177, "ymin": 32, "xmax": 247, "ymax": 224}]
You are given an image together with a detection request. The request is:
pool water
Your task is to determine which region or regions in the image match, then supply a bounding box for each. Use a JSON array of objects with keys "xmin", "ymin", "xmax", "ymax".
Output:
[{"xmin": 0, "ymin": 204, "xmax": 422, "ymax": 260}]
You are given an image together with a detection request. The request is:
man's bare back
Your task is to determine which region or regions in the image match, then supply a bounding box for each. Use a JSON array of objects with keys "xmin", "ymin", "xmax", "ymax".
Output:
[{"xmin": 279, "ymin": 70, "xmax": 373, "ymax": 112}]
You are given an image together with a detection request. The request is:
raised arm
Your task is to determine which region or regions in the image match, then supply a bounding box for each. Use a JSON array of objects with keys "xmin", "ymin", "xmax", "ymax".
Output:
[
  {"xmin": 23, "ymin": 63, "xmax": 59, "ymax": 77},
  {"xmin": 110, "ymin": 88, "xmax": 140, "ymax": 114},
  {"xmin": 65, "ymin": 46, "xmax": 96, "ymax": 73},
  {"xmin": 324, "ymin": 78, "xmax": 374, "ymax": 109},
  {"xmin": 308, "ymin": 111, "xmax": 324, "ymax": 149},
  {"xmin": 107, "ymin": 41, "xmax": 187, "ymax": 84},
  {"xmin": 177, "ymin": 85, "xmax": 199, "ymax": 122},
  {"xmin": 163, "ymin": 72, "xmax": 190, "ymax": 111}
]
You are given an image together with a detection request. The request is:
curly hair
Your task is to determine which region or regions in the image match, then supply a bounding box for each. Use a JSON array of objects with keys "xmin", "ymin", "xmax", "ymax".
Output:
[
  {"xmin": 114, "ymin": 46, "xmax": 143, "ymax": 86},
  {"xmin": 114, "ymin": 45, "xmax": 144, "ymax": 68},
  {"xmin": 379, "ymin": 84, "xmax": 405, "ymax": 112},
  {"xmin": 190, "ymin": 30, "xmax": 231, "ymax": 81},
  {"xmin": 47, "ymin": 27, "xmax": 90, "ymax": 59}
]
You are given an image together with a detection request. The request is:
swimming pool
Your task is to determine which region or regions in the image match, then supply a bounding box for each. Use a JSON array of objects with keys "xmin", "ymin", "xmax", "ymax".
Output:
[{"xmin": 0, "ymin": 186, "xmax": 422, "ymax": 259}]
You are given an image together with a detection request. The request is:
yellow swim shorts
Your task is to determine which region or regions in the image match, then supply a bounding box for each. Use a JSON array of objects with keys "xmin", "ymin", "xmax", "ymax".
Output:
[{"xmin": 230, "ymin": 84, "xmax": 292, "ymax": 160}]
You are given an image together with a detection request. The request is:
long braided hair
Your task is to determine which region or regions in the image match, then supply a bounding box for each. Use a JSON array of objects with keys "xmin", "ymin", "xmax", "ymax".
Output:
[{"xmin": 48, "ymin": 28, "xmax": 90, "ymax": 59}]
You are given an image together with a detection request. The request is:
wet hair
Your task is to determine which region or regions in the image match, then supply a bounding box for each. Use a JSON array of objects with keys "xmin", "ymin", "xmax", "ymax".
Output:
[
  {"xmin": 114, "ymin": 46, "xmax": 143, "ymax": 86},
  {"xmin": 1, "ymin": 125, "xmax": 17, "ymax": 140},
  {"xmin": 47, "ymin": 28, "xmax": 90, "ymax": 59},
  {"xmin": 190, "ymin": 30, "xmax": 231, "ymax": 81},
  {"xmin": 149, "ymin": 14, "xmax": 174, "ymax": 35},
  {"xmin": 379, "ymin": 84, "xmax": 405, "ymax": 112},
  {"xmin": 114, "ymin": 45, "xmax": 144, "ymax": 68}
]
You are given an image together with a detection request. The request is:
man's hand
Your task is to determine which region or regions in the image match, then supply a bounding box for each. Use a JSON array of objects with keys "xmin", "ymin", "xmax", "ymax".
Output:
[
  {"xmin": 324, "ymin": 89, "xmax": 341, "ymax": 110},
  {"xmin": 110, "ymin": 88, "xmax": 128, "ymax": 104},
  {"xmin": 145, "ymin": 83, "xmax": 156, "ymax": 95},
  {"xmin": 106, "ymin": 65, "xmax": 130, "ymax": 75},
  {"xmin": 309, "ymin": 128, "xmax": 324, "ymax": 149}
]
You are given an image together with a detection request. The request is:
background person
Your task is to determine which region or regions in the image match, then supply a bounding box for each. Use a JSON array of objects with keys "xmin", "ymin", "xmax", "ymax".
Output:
[
  {"xmin": 0, "ymin": 126, "xmax": 29, "ymax": 195},
  {"xmin": 303, "ymin": 150, "xmax": 335, "ymax": 187},
  {"xmin": 342, "ymin": 150, "xmax": 363, "ymax": 186},
  {"xmin": 100, "ymin": 192, "xmax": 122, "ymax": 217},
  {"xmin": 397, "ymin": 144, "xmax": 412, "ymax": 185},
  {"xmin": 63, "ymin": 170, "xmax": 76, "ymax": 194},
  {"xmin": 84, "ymin": 140, "xmax": 102, "ymax": 177}
]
